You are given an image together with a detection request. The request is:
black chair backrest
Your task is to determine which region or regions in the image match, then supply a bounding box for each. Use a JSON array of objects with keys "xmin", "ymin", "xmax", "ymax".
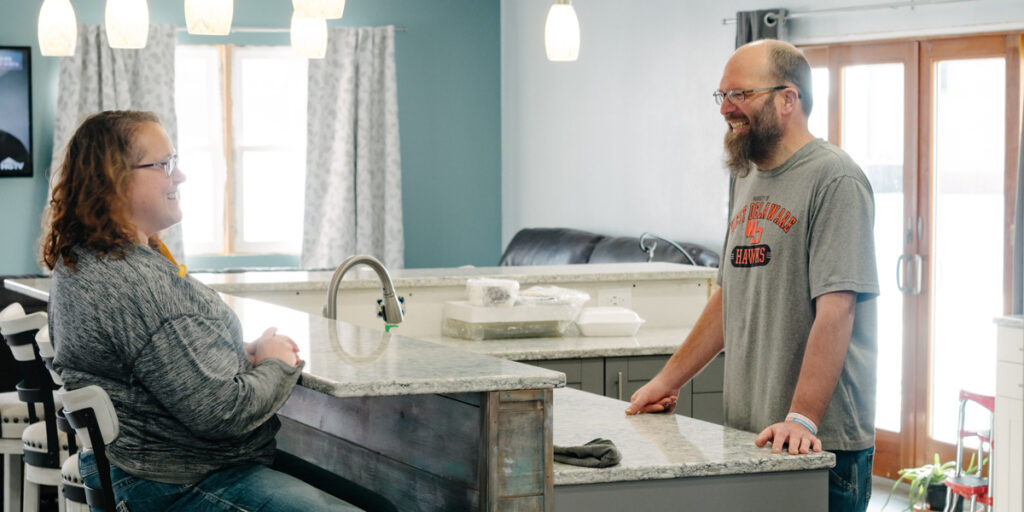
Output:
[
  {"xmin": 3, "ymin": 326, "xmax": 62, "ymax": 468},
  {"xmin": 64, "ymin": 405, "xmax": 116, "ymax": 512}
]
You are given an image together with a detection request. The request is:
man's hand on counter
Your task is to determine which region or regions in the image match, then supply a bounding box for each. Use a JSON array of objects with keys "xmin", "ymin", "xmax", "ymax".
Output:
[
  {"xmin": 624, "ymin": 378, "xmax": 678, "ymax": 415},
  {"xmin": 755, "ymin": 421, "xmax": 823, "ymax": 455}
]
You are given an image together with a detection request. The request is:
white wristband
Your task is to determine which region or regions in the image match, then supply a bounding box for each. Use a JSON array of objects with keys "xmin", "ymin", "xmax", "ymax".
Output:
[{"xmin": 786, "ymin": 412, "xmax": 818, "ymax": 435}]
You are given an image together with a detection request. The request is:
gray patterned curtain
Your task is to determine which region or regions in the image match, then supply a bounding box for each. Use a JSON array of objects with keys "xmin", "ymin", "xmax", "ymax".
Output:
[
  {"xmin": 734, "ymin": 9, "xmax": 789, "ymax": 48},
  {"xmin": 50, "ymin": 24, "xmax": 182, "ymax": 259},
  {"xmin": 301, "ymin": 26, "xmax": 403, "ymax": 270}
]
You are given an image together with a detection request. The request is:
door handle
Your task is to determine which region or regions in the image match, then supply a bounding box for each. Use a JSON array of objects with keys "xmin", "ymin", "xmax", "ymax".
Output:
[
  {"xmin": 911, "ymin": 254, "xmax": 922, "ymax": 295},
  {"xmin": 896, "ymin": 254, "xmax": 910, "ymax": 293},
  {"xmin": 617, "ymin": 371, "xmax": 623, "ymax": 401}
]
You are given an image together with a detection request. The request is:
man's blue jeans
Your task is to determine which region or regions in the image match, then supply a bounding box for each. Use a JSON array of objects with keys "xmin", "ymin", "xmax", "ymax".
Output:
[
  {"xmin": 829, "ymin": 446, "xmax": 874, "ymax": 512},
  {"xmin": 78, "ymin": 451, "xmax": 363, "ymax": 511}
]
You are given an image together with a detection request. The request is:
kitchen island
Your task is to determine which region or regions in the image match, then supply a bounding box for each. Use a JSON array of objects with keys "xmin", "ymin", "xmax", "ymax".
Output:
[{"xmin": 7, "ymin": 272, "xmax": 832, "ymax": 511}]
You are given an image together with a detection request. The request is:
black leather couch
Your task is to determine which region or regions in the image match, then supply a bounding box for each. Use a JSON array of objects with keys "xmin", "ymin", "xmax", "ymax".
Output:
[{"xmin": 499, "ymin": 228, "xmax": 719, "ymax": 267}]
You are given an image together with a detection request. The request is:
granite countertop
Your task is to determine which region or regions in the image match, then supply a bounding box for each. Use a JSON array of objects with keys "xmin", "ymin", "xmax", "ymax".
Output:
[
  {"xmin": 421, "ymin": 326, "xmax": 689, "ymax": 361},
  {"xmin": 4, "ymin": 278, "xmax": 565, "ymax": 398},
  {"xmin": 995, "ymin": 315, "xmax": 1023, "ymax": 328},
  {"xmin": 552, "ymin": 387, "xmax": 835, "ymax": 485},
  {"xmin": 189, "ymin": 262, "xmax": 717, "ymax": 293}
]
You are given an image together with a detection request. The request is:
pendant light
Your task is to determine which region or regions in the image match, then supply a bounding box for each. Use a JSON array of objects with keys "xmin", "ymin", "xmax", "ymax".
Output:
[
  {"xmin": 293, "ymin": 0, "xmax": 346, "ymax": 20},
  {"xmin": 545, "ymin": 0, "xmax": 580, "ymax": 62},
  {"xmin": 184, "ymin": 0, "xmax": 233, "ymax": 35},
  {"xmin": 38, "ymin": 0, "xmax": 77, "ymax": 57},
  {"xmin": 291, "ymin": 13, "xmax": 327, "ymax": 59},
  {"xmin": 105, "ymin": 0, "xmax": 149, "ymax": 49}
]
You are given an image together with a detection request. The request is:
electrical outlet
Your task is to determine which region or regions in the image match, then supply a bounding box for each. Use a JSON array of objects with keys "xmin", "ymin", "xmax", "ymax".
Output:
[{"xmin": 598, "ymin": 288, "xmax": 632, "ymax": 308}]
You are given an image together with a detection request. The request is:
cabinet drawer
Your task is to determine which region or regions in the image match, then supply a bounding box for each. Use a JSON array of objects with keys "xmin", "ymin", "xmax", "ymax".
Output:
[
  {"xmin": 997, "ymin": 325, "xmax": 1023, "ymax": 364},
  {"xmin": 996, "ymin": 361, "xmax": 1023, "ymax": 400}
]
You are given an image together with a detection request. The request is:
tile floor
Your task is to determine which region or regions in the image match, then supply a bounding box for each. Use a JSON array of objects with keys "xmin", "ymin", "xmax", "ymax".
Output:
[{"xmin": 870, "ymin": 476, "xmax": 912, "ymax": 511}]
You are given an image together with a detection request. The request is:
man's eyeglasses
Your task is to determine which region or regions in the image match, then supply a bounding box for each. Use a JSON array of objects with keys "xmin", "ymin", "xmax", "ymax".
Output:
[
  {"xmin": 133, "ymin": 154, "xmax": 178, "ymax": 177},
  {"xmin": 713, "ymin": 85, "xmax": 789, "ymax": 106}
]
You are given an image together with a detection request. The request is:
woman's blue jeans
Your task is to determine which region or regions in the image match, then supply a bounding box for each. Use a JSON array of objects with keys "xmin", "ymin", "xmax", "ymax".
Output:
[
  {"xmin": 78, "ymin": 451, "xmax": 363, "ymax": 511},
  {"xmin": 829, "ymin": 446, "xmax": 874, "ymax": 512}
]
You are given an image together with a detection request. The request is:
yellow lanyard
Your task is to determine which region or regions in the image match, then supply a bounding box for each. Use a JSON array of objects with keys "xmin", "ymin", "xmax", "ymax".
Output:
[{"xmin": 155, "ymin": 240, "xmax": 187, "ymax": 277}]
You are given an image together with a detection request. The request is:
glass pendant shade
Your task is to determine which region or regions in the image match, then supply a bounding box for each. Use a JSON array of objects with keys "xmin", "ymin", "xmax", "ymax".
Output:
[
  {"xmin": 545, "ymin": 1, "xmax": 580, "ymax": 62},
  {"xmin": 38, "ymin": 0, "xmax": 77, "ymax": 57},
  {"xmin": 105, "ymin": 0, "xmax": 149, "ymax": 49},
  {"xmin": 290, "ymin": 13, "xmax": 327, "ymax": 59},
  {"xmin": 185, "ymin": 0, "xmax": 233, "ymax": 35},
  {"xmin": 293, "ymin": 0, "xmax": 346, "ymax": 19}
]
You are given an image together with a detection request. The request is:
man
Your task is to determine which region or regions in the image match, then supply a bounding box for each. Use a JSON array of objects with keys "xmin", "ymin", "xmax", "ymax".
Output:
[{"xmin": 626, "ymin": 39, "xmax": 879, "ymax": 512}]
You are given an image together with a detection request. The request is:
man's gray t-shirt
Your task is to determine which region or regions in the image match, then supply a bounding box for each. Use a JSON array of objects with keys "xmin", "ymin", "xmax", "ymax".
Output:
[{"xmin": 718, "ymin": 138, "xmax": 879, "ymax": 451}]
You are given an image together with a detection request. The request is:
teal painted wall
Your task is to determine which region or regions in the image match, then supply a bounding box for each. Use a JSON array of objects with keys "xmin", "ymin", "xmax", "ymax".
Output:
[{"xmin": 0, "ymin": 0, "xmax": 501, "ymax": 274}]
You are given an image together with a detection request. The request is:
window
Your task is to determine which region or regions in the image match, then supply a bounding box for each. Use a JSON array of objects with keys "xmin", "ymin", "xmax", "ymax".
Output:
[{"xmin": 174, "ymin": 45, "xmax": 308, "ymax": 258}]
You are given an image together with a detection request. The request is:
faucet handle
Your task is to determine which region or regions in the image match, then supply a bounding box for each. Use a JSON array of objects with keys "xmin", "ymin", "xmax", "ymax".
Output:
[{"xmin": 377, "ymin": 296, "xmax": 405, "ymax": 322}]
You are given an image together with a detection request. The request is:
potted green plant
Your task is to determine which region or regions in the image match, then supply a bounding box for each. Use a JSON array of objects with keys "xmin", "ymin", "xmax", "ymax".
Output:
[{"xmin": 883, "ymin": 453, "xmax": 978, "ymax": 511}]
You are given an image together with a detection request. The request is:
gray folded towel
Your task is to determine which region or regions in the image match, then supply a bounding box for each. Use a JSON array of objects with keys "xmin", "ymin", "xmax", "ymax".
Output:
[{"xmin": 554, "ymin": 438, "xmax": 621, "ymax": 468}]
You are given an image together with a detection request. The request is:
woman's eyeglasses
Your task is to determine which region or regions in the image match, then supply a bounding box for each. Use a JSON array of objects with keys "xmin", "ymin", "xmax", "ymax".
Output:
[{"xmin": 133, "ymin": 154, "xmax": 177, "ymax": 177}]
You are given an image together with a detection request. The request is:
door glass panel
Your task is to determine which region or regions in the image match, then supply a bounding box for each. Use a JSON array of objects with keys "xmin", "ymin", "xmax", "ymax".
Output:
[
  {"xmin": 930, "ymin": 57, "xmax": 1004, "ymax": 444},
  {"xmin": 841, "ymin": 63, "xmax": 904, "ymax": 433},
  {"xmin": 808, "ymin": 67, "xmax": 829, "ymax": 140}
]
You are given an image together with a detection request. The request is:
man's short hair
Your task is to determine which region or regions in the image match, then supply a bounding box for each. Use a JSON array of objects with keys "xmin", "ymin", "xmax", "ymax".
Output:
[{"xmin": 767, "ymin": 44, "xmax": 813, "ymax": 116}]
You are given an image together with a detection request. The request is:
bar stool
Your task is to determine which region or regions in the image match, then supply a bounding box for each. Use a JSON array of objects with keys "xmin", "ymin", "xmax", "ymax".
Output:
[
  {"xmin": 944, "ymin": 390, "xmax": 995, "ymax": 512},
  {"xmin": 34, "ymin": 329, "xmax": 84, "ymax": 512},
  {"xmin": 1, "ymin": 305, "xmax": 69, "ymax": 512},
  {"xmin": 1, "ymin": 304, "xmax": 46, "ymax": 512},
  {"xmin": 59, "ymin": 386, "xmax": 117, "ymax": 512},
  {"xmin": 56, "ymin": 410, "xmax": 86, "ymax": 512}
]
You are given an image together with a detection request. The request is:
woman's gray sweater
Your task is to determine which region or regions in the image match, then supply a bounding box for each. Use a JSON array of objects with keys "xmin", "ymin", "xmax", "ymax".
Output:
[{"xmin": 51, "ymin": 245, "xmax": 303, "ymax": 484}]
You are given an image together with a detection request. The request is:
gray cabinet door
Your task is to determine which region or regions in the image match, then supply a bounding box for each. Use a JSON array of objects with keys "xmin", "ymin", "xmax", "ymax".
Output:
[
  {"xmin": 603, "ymin": 355, "xmax": 695, "ymax": 417},
  {"xmin": 525, "ymin": 353, "xmax": 725, "ymax": 425},
  {"xmin": 530, "ymin": 358, "xmax": 604, "ymax": 395}
]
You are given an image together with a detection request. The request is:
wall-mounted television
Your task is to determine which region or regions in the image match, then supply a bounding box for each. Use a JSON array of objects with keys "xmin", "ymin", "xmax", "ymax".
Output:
[{"xmin": 0, "ymin": 46, "xmax": 32, "ymax": 178}]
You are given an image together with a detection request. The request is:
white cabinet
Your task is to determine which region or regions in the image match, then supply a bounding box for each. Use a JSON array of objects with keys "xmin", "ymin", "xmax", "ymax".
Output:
[{"xmin": 993, "ymin": 320, "xmax": 1023, "ymax": 512}]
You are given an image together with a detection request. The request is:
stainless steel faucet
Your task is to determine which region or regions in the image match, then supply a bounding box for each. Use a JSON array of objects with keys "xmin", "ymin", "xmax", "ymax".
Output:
[{"xmin": 324, "ymin": 254, "xmax": 404, "ymax": 324}]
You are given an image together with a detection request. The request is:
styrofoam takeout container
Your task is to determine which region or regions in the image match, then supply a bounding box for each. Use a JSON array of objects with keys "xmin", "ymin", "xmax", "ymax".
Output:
[{"xmin": 575, "ymin": 307, "xmax": 645, "ymax": 337}]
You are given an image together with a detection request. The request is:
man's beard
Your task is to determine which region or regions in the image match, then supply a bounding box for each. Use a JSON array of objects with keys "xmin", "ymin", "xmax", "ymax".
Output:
[{"xmin": 724, "ymin": 96, "xmax": 783, "ymax": 177}]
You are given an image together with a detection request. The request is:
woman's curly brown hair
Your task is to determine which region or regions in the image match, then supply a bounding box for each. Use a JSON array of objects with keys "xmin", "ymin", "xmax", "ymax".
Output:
[{"xmin": 41, "ymin": 110, "xmax": 161, "ymax": 270}]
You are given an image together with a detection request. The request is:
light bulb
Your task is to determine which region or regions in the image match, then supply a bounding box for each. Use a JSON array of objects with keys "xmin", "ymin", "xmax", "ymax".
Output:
[
  {"xmin": 545, "ymin": 0, "xmax": 580, "ymax": 62},
  {"xmin": 38, "ymin": 0, "xmax": 77, "ymax": 57},
  {"xmin": 293, "ymin": 0, "xmax": 345, "ymax": 19},
  {"xmin": 185, "ymin": 0, "xmax": 233, "ymax": 36},
  {"xmin": 291, "ymin": 13, "xmax": 327, "ymax": 59},
  {"xmin": 105, "ymin": 0, "xmax": 149, "ymax": 49}
]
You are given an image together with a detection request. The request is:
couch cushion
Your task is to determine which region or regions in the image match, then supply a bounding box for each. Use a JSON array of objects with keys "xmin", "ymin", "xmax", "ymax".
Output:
[
  {"xmin": 589, "ymin": 236, "xmax": 719, "ymax": 267},
  {"xmin": 499, "ymin": 228, "xmax": 605, "ymax": 266}
]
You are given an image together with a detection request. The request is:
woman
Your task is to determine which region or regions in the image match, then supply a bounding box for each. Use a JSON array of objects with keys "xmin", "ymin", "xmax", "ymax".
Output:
[{"xmin": 44, "ymin": 111, "xmax": 362, "ymax": 511}]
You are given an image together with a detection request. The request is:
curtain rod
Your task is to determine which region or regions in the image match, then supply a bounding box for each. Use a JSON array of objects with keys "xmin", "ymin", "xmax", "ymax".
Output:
[
  {"xmin": 721, "ymin": 0, "xmax": 976, "ymax": 25},
  {"xmin": 175, "ymin": 25, "xmax": 407, "ymax": 33}
]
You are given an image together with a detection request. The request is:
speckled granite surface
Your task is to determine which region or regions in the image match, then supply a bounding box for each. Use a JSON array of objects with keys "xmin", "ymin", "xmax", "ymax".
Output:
[
  {"xmin": 422, "ymin": 326, "xmax": 690, "ymax": 360},
  {"xmin": 995, "ymin": 315, "xmax": 1023, "ymax": 328},
  {"xmin": 552, "ymin": 387, "xmax": 835, "ymax": 485},
  {"xmin": 189, "ymin": 262, "xmax": 716, "ymax": 293},
  {"xmin": 5, "ymin": 278, "xmax": 565, "ymax": 398},
  {"xmin": 228, "ymin": 294, "xmax": 567, "ymax": 397}
]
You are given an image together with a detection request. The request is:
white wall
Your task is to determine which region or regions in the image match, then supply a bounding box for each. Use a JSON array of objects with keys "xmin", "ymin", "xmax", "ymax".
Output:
[{"xmin": 500, "ymin": 0, "xmax": 1024, "ymax": 251}]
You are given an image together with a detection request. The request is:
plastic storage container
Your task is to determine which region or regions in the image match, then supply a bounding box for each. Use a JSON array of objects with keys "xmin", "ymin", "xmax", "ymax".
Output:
[
  {"xmin": 575, "ymin": 307, "xmax": 645, "ymax": 337},
  {"xmin": 442, "ymin": 300, "xmax": 578, "ymax": 340}
]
